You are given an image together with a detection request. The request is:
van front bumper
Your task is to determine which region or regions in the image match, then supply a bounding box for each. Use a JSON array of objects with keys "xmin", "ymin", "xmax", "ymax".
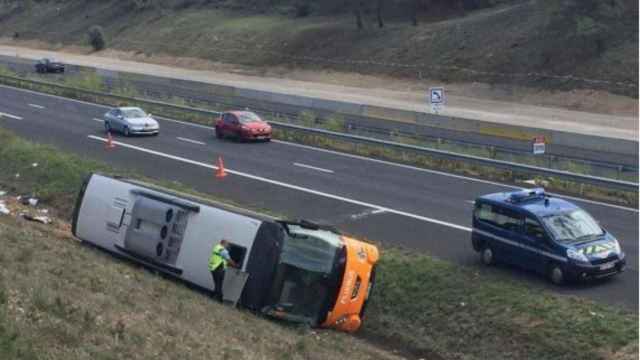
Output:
[{"xmin": 567, "ymin": 257, "xmax": 626, "ymax": 281}]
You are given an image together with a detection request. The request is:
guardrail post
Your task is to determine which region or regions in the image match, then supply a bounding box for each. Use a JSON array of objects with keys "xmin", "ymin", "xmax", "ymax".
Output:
[{"xmin": 617, "ymin": 165, "xmax": 623, "ymax": 180}]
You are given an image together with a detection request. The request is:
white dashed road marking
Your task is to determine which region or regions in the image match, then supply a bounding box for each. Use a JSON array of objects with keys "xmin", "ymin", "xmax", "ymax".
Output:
[
  {"xmin": 293, "ymin": 162, "xmax": 334, "ymax": 174},
  {"xmin": 177, "ymin": 137, "xmax": 206, "ymax": 146},
  {"xmin": 0, "ymin": 111, "xmax": 22, "ymax": 120}
]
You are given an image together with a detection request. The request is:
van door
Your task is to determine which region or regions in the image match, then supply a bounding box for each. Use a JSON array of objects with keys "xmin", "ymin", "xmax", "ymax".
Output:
[
  {"xmin": 518, "ymin": 216, "xmax": 555, "ymax": 274},
  {"xmin": 474, "ymin": 203, "xmax": 523, "ymax": 263}
]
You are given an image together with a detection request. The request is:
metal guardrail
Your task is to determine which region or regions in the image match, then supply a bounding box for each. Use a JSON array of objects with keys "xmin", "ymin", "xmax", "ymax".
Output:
[
  {"xmin": 0, "ymin": 73, "xmax": 637, "ymax": 193},
  {"xmin": 2, "ymin": 58, "xmax": 638, "ymax": 179}
]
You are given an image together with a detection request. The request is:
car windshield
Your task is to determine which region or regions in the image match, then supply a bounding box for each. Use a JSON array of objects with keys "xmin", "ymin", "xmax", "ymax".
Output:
[
  {"xmin": 121, "ymin": 108, "xmax": 146, "ymax": 118},
  {"xmin": 542, "ymin": 209, "xmax": 603, "ymax": 244},
  {"xmin": 265, "ymin": 225, "xmax": 343, "ymax": 325},
  {"xmin": 237, "ymin": 112, "xmax": 263, "ymax": 124}
]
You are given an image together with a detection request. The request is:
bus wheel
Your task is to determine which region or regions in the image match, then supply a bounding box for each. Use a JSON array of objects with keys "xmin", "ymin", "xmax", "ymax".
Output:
[{"xmin": 481, "ymin": 246, "xmax": 495, "ymax": 266}]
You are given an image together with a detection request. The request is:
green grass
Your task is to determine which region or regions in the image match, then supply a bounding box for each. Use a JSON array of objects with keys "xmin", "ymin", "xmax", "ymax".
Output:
[
  {"xmin": 0, "ymin": 216, "xmax": 401, "ymax": 360},
  {"xmin": 365, "ymin": 249, "xmax": 638, "ymax": 359},
  {"xmin": 0, "ymin": 127, "xmax": 637, "ymax": 359}
]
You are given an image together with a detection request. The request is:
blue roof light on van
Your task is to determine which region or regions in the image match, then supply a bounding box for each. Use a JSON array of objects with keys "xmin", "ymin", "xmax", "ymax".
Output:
[{"xmin": 508, "ymin": 188, "xmax": 546, "ymax": 203}]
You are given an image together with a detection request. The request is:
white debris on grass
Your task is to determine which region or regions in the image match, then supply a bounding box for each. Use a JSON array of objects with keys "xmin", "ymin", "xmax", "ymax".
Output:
[
  {"xmin": 21, "ymin": 213, "xmax": 52, "ymax": 225},
  {"xmin": 0, "ymin": 201, "xmax": 9, "ymax": 215}
]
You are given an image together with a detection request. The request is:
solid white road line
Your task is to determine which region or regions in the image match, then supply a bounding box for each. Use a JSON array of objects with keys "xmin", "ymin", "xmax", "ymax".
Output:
[
  {"xmin": 147, "ymin": 112, "xmax": 640, "ymax": 213},
  {"xmin": 28, "ymin": 103, "xmax": 45, "ymax": 109},
  {"xmin": 88, "ymin": 135, "xmax": 472, "ymax": 232},
  {"xmin": 93, "ymin": 118, "xmax": 104, "ymax": 122},
  {"xmin": 1, "ymin": 84, "xmax": 634, "ymax": 213},
  {"xmin": 293, "ymin": 162, "xmax": 334, "ymax": 174},
  {"xmin": 177, "ymin": 137, "xmax": 206, "ymax": 146},
  {"xmin": 0, "ymin": 111, "xmax": 22, "ymax": 120}
]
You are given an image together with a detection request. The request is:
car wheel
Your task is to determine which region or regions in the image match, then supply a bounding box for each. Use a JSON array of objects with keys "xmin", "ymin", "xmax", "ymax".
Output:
[
  {"xmin": 480, "ymin": 246, "xmax": 495, "ymax": 266},
  {"xmin": 123, "ymin": 126, "xmax": 130, "ymax": 137},
  {"xmin": 104, "ymin": 121, "xmax": 111, "ymax": 133},
  {"xmin": 549, "ymin": 264, "xmax": 565, "ymax": 285}
]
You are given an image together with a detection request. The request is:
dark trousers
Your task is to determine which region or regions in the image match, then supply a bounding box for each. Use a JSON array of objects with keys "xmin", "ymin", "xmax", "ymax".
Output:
[{"xmin": 211, "ymin": 266, "xmax": 225, "ymax": 302}]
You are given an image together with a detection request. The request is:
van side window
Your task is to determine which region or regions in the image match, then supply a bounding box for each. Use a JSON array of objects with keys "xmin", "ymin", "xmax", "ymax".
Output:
[
  {"xmin": 525, "ymin": 217, "xmax": 546, "ymax": 240},
  {"xmin": 475, "ymin": 203, "xmax": 522, "ymax": 232}
]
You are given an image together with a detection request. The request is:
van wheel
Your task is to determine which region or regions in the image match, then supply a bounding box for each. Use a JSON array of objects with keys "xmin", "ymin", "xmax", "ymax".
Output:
[
  {"xmin": 123, "ymin": 126, "xmax": 130, "ymax": 137},
  {"xmin": 481, "ymin": 246, "xmax": 495, "ymax": 266},
  {"xmin": 549, "ymin": 264, "xmax": 565, "ymax": 285}
]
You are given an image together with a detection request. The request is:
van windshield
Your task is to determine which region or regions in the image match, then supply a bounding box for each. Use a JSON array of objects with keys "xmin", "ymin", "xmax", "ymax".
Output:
[
  {"xmin": 542, "ymin": 210, "xmax": 603, "ymax": 244},
  {"xmin": 265, "ymin": 225, "xmax": 344, "ymax": 325}
]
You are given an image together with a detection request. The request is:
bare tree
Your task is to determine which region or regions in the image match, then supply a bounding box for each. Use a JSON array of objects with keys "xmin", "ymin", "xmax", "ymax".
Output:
[
  {"xmin": 354, "ymin": 0, "xmax": 364, "ymax": 30},
  {"xmin": 411, "ymin": 0, "xmax": 419, "ymax": 26},
  {"xmin": 376, "ymin": 0, "xmax": 384, "ymax": 28}
]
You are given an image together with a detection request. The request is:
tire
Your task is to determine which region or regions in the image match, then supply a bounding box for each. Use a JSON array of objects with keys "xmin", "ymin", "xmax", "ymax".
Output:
[
  {"xmin": 548, "ymin": 264, "xmax": 565, "ymax": 285},
  {"xmin": 123, "ymin": 126, "xmax": 130, "ymax": 137},
  {"xmin": 104, "ymin": 121, "xmax": 111, "ymax": 133},
  {"xmin": 480, "ymin": 246, "xmax": 495, "ymax": 266}
]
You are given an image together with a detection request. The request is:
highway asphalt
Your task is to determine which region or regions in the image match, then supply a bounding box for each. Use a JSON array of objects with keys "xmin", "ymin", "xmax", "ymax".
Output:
[{"xmin": 0, "ymin": 84, "xmax": 638, "ymax": 311}]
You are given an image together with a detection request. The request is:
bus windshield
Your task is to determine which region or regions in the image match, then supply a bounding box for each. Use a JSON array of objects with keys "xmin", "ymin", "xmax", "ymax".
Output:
[{"xmin": 265, "ymin": 225, "xmax": 345, "ymax": 325}]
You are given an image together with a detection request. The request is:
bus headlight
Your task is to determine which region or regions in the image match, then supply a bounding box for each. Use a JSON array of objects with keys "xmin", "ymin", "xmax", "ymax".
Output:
[{"xmin": 567, "ymin": 248, "xmax": 589, "ymax": 263}]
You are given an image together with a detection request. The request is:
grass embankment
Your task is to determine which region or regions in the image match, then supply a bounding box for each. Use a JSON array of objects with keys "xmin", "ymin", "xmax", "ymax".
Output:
[
  {"xmin": 0, "ymin": 129, "xmax": 400, "ymax": 360},
  {"xmin": 0, "ymin": 0, "xmax": 637, "ymax": 95},
  {"xmin": 0, "ymin": 128, "xmax": 638, "ymax": 359}
]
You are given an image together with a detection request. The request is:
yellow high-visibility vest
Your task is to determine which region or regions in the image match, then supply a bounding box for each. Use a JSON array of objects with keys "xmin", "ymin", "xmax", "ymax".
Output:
[{"xmin": 208, "ymin": 244, "xmax": 227, "ymax": 271}]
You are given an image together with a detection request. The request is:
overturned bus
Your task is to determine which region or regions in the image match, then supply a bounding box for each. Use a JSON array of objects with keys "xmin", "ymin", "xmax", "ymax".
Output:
[{"xmin": 71, "ymin": 174, "xmax": 379, "ymax": 332}]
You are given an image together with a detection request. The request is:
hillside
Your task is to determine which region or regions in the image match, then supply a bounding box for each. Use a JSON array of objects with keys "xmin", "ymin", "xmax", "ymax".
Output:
[{"xmin": 0, "ymin": 0, "xmax": 637, "ymax": 96}]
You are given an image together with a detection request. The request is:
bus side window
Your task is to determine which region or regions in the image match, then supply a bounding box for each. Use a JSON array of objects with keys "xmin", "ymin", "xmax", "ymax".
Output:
[{"xmin": 227, "ymin": 243, "xmax": 247, "ymax": 268}]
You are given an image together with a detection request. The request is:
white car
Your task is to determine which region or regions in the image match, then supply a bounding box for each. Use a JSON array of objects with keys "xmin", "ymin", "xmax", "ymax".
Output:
[{"xmin": 103, "ymin": 107, "xmax": 159, "ymax": 136}]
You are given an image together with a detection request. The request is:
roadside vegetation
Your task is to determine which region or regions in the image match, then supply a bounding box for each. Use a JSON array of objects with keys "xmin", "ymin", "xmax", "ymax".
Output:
[
  {"xmin": 0, "ymin": 127, "xmax": 637, "ymax": 359},
  {"xmin": 0, "ymin": 0, "xmax": 636, "ymax": 95}
]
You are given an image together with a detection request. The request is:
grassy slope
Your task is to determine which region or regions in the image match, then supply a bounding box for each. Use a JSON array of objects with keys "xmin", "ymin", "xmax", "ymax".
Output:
[
  {"xmin": 0, "ymin": 127, "xmax": 637, "ymax": 359},
  {"xmin": 0, "ymin": 0, "xmax": 637, "ymax": 95}
]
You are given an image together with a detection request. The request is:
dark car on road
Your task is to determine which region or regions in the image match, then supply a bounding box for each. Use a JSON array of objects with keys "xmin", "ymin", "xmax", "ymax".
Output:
[
  {"xmin": 471, "ymin": 188, "xmax": 626, "ymax": 285},
  {"xmin": 35, "ymin": 58, "xmax": 65, "ymax": 73},
  {"xmin": 215, "ymin": 111, "xmax": 272, "ymax": 142}
]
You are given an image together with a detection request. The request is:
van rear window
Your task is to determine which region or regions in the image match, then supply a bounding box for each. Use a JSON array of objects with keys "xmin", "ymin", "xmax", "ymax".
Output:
[{"xmin": 475, "ymin": 203, "xmax": 522, "ymax": 232}]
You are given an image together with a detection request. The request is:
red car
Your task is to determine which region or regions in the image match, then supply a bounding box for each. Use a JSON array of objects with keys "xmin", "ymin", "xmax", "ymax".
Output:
[{"xmin": 215, "ymin": 111, "xmax": 272, "ymax": 142}]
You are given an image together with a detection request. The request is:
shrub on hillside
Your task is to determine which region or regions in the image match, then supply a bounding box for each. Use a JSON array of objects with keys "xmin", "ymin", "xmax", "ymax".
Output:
[{"xmin": 87, "ymin": 25, "xmax": 106, "ymax": 51}]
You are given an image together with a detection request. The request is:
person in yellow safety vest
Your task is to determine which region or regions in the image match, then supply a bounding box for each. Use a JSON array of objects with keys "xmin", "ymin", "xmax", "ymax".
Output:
[{"xmin": 208, "ymin": 239, "xmax": 238, "ymax": 303}]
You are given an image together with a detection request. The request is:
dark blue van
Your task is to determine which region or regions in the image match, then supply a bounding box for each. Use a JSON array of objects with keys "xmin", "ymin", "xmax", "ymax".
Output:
[{"xmin": 471, "ymin": 188, "xmax": 626, "ymax": 284}]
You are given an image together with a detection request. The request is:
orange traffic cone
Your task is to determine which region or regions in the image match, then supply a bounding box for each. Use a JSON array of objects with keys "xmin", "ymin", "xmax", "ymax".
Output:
[
  {"xmin": 215, "ymin": 156, "xmax": 227, "ymax": 178},
  {"xmin": 106, "ymin": 132, "xmax": 116, "ymax": 149}
]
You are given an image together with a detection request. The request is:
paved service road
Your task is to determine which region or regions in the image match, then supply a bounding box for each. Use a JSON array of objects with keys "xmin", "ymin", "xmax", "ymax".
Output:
[{"xmin": 0, "ymin": 84, "xmax": 637, "ymax": 311}]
